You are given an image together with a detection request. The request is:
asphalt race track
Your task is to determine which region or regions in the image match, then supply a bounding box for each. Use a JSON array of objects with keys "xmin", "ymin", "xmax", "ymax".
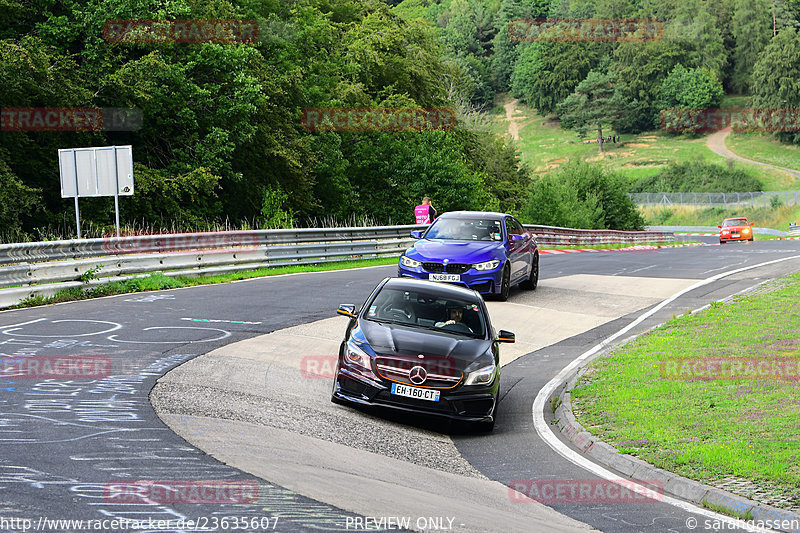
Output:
[{"xmin": 1, "ymin": 239, "xmax": 798, "ymax": 533}]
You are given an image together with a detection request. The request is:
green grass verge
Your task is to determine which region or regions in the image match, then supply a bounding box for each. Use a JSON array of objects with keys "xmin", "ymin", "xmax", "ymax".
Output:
[
  {"xmin": 497, "ymin": 96, "xmax": 799, "ymax": 189},
  {"xmin": 11, "ymin": 257, "xmax": 399, "ymax": 309},
  {"xmin": 571, "ymin": 272, "xmax": 800, "ymax": 507},
  {"xmin": 726, "ymin": 132, "xmax": 800, "ymax": 179}
]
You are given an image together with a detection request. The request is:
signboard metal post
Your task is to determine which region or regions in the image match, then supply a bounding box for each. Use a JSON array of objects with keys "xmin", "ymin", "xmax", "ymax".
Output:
[
  {"xmin": 58, "ymin": 145, "xmax": 134, "ymax": 239},
  {"xmin": 113, "ymin": 146, "xmax": 120, "ymax": 238},
  {"xmin": 72, "ymin": 150, "xmax": 81, "ymax": 239}
]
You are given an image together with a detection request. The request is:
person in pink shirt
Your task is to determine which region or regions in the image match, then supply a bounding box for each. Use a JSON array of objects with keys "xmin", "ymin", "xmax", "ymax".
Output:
[{"xmin": 414, "ymin": 196, "xmax": 437, "ymax": 224}]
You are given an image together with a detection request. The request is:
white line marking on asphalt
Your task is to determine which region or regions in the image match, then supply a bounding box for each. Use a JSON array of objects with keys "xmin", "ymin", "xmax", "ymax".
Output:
[
  {"xmin": 0, "ymin": 318, "xmax": 46, "ymax": 329},
  {"xmin": 699, "ymin": 259, "xmax": 747, "ymax": 275},
  {"xmin": 2, "ymin": 319, "xmax": 122, "ymax": 337},
  {"xmin": 108, "ymin": 327, "xmax": 231, "ymax": 344},
  {"xmin": 532, "ymin": 254, "xmax": 800, "ymax": 533},
  {"xmin": 628, "ymin": 264, "xmax": 657, "ymax": 274}
]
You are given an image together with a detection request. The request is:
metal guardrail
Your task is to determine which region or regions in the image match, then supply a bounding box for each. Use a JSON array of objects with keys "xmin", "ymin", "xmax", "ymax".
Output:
[
  {"xmin": 526, "ymin": 225, "xmax": 673, "ymax": 246},
  {"xmin": 0, "ymin": 224, "xmax": 674, "ymax": 308}
]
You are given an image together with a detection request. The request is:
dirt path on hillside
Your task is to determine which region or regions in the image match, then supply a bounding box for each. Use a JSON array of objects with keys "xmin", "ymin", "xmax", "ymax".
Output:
[
  {"xmin": 706, "ymin": 127, "xmax": 800, "ymax": 179},
  {"xmin": 505, "ymin": 98, "xmax": 520, "ymax": 140}
]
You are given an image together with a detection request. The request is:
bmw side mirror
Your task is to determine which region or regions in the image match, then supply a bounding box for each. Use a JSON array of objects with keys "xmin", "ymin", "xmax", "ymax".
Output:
[
  {"xmin": 337, "ymin": 304, "xmax": 356, "ymax": 318},
  {"xmin": 498, "ymin": 330, "xmax": 515, "ymax": 343},
  {"xmin": 410, "ymin": 230, "xmax": 424, "ymax": 239},
  {"xmin": 717, "ymin": 225, "xmax": 722, "ymax": 228},
  {"xmin": 509, "ymin": 234, "xmax": 522, "ymax": 243}
]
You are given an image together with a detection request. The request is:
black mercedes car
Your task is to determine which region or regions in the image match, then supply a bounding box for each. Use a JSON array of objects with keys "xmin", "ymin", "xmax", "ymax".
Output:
[{"xmin": 331, "ymin": 277, "xmax": 515, "ymax": 431}]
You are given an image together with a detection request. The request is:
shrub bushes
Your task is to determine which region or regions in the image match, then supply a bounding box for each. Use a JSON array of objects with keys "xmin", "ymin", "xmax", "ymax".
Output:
[
  {"xmin": 630, "ymin": 159, "xmax": 762, "ymax": 193},
  {"xmin": 521, "ymin": 161, "xmax": 644, "ymax": 230}
]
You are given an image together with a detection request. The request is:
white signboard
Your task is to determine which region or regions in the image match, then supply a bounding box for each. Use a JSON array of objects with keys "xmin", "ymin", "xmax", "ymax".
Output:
[
  {"xmin": 58, "ymin": 145, "xmax": 134, "ymax": 238},
  {"xmin": 59, "ymin": 145, "xmax": 133, "ymax": 198}
]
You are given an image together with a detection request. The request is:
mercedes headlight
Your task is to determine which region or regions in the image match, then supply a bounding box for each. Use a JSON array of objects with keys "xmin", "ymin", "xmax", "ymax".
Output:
[
  {"xmin": 345, "ymin": 340, "xmax": 371, "ymax": 370},
  {"xmin": 473, "ymin": 260, "xmax": 500, "ymax": 271},
  {"xmin": 464, "ymin": 363, "xmax": 496, "ymax": 386},
  {"xmin": 401, "ymin": 255, "xmax": 421, "ymax": 268}
]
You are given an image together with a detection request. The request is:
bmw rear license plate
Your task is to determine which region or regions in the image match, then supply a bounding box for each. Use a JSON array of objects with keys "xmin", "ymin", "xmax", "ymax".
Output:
[
  {"xmin": 429, "ymin": 273, "xmax": 460, "ymax": 282},
  {"xmin": 391, "ymin": 383, "xmax": 440, "ymax": 402}
]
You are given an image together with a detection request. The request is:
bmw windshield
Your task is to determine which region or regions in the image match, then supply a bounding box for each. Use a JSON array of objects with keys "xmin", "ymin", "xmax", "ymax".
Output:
[
  {"xmin": 364, "ymin": 287, "xmax": 487, "ymax": 338},
  {"xmin": 425, "ymin": 218, "xmax": 504, "ymax": 242},
  {"xmin": 722, "ymin": 218, "xmax": 748, "ymax": 227}
]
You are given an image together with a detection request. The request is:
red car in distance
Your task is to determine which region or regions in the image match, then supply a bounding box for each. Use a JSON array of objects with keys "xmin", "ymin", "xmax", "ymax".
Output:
[{"xmin": 718, "ymin": 217, "xmax": 754, "ymax": 244}]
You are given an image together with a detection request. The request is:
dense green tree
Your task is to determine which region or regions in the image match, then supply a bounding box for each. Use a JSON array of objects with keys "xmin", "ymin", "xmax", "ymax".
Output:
[
  {"xmin": 342, "ymin": 131, "xmax": 497, "ymax": 224},
  {"xmin": 511, "ymin": 42, "xmax": 596, "ymax": 115},
  {"xmin": 459, "ymin": 130, "xmax": 531, "ymax": 213},
  {"xmin": 706, "ymin": 0, "xmax": 736, "ymax": 88},
  {"xmin": 665, "ymin": 5, "xmax": 728, "ymax": 81},
  {"xmin": 656, "ymin": 64, "xmax": 724, "ymax": 134},
  {"xmin": 611, "ymin": 40, "xmax": 691, "ymax": 131},
  {"xmin": 557, "ymin": 71, "xmax": 632, "ymax": 153},
  {"xmin": 751, "ymin": 27, "xmax": 800, "ymax": 144},
  {"xmin": 731, "ymin": 0, "xmax": 773, "ymax": 94},
  {"xmin": 0, "ymin": 159, "xmax": 41, "ymax": 235},
  {"xmin": 769, "ymin": 0, "xmax": 800, "ymax": 36},
  {"xmin": 490, "ymin": 0, "xmax": 552, "ymax": 91}
]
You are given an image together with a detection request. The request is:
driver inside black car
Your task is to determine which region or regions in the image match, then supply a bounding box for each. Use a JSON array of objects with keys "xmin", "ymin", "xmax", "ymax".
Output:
[{"xmin": 435, "ymin": 305, "xmax": 474, "ymax": 333}]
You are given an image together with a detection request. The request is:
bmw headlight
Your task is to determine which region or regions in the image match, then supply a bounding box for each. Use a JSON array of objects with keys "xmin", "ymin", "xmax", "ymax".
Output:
[
  {"xmin": 345, "ymin": 340, "xmax": 371, "ymax": 370},
  {"xmin": 464, "ymin": 363, "xmax": 496, "ymax": 386},
  {"xmin": 473, "ymin": 260, "xmax": 500, "ymax": 271},
  {"xmin": 401, "ymin": 255, "xmax": 421, "ymax": 268},
  {"xmin": 743, "ymin": 227, "xmax": 751, "ymax": 233}
]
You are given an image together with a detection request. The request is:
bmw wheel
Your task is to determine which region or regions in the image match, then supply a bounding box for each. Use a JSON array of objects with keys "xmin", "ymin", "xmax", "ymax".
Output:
[
  {"xmin": 520, "ymin": 254, "xmax": 539, "ymax": 290},
  {"xmin": 498, "ymin": 264, "xmax": 510, "ymax": 302}
]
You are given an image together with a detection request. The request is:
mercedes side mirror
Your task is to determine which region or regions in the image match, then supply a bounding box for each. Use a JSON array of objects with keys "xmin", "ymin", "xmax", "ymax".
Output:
[
  {"xmin": 337, "ymin": 304, "xmax": 356, "ymax": 318},
  {"xmin": 498, "ymin": 330, "xmax": 515, "ymax": 343}
]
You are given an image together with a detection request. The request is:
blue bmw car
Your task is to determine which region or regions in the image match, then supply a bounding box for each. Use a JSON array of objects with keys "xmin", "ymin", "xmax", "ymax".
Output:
[{"xmin": 397, "ymin": 211, "xmax": 539, "ymax": 301}]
